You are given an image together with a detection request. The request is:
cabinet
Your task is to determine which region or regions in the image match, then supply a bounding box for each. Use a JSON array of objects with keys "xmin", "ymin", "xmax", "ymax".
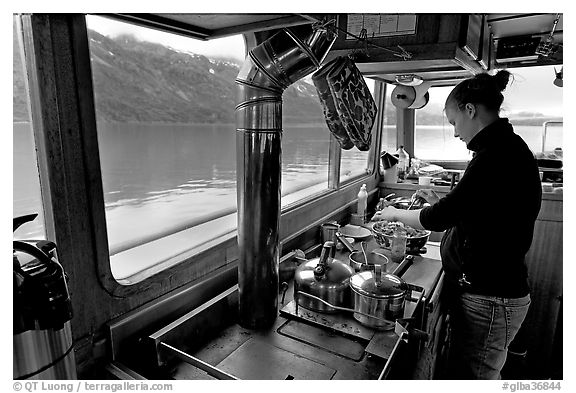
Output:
[
  {"xmin": 507, "ymin": 195, "xmax": 563, "ymax": 379},
  {"xmin": 412, "ymin": 273, "xmax": 450, "ymax": 379},
  {"xmin": 326, "ymin": 14, "xmax": 489, "ymax": 87}
]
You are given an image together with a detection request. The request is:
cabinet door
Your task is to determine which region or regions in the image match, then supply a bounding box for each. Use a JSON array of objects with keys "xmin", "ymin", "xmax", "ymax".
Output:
[
  {"xmin": 512, "ymin": 212, "xmax": 562, "ymax": 379},
  {"xmin": 412, "ymin": 273, "xmax": 449, "ymax": 379}
]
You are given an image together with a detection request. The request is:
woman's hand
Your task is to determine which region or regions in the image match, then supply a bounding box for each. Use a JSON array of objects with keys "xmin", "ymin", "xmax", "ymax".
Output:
[
  {"xmin": 414, "ymin": 189, "xmax": 440, "ymax": 205},
  {"xmin": 372, "ymin": 206, "xmax": 399, "ymax": 222}
]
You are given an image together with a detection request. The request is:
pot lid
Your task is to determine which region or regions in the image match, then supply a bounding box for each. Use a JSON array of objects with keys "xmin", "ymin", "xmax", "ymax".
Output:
[
  {"xmin": 350, "ymin": 271, "xmax": 407, "ymax": 298},
  {"xmin": 296, "ymin": 256, "xmax": 355, "ymax": 286}
]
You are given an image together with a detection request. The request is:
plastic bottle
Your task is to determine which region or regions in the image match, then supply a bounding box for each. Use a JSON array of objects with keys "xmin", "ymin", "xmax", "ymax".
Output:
[
  {"xmin": 357, "ymin": 184, "xmax": 368, "ymax": 221},
  {"xmin": 395, "ymin": 146, "xmax": 410, "ymax": 180}
]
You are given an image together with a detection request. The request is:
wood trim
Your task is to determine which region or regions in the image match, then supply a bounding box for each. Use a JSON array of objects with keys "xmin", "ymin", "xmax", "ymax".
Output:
[
  {"xmin": 20, "ymin": 15, "xmax": 56, "ymax": 239},
  {"xmin": 328, "ymin": 136, "xmax": 341, "ymax": 189},
  {"xmin": 522, "ymin": 218, "xmax": 563, "ymax": 378},
  {"xmin": 211, "ymin": 15, "xmax": 311, "ymax": 38},
  {"xmin": 107, "ymin": 14, "xmax": 211, "ymax": 40},
  {"xmin": 370, "ymin": 80, "xmax": 386, "ymax": 175},
  {"xmin": 537, "ymin": 198, "xmax": 563, "ymax": 222}
]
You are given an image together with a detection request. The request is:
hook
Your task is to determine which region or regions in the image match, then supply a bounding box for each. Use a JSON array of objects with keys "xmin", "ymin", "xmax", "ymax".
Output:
[
  {"xmin": 393, "ymin": 45, "xmax": 412, "ymax": 60},
  {"xmin": 349, "ymin": 28, "xmax": 370, "ymax": 61}
]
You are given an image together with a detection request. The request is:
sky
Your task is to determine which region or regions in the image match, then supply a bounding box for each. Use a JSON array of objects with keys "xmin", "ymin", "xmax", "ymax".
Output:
[
  {"xmin": 86, "ymin": 15, "xmax": 247, "ymax": 62},
  {"xmin": 86, "ymin": 14, "xmax": 563, "ymax": 117}
]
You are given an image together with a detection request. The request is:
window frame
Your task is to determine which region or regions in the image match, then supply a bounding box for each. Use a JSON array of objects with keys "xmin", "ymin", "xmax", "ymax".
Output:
[{"xmin": 23, "ymin": 14, "xmax": 383, "ymax": 300}]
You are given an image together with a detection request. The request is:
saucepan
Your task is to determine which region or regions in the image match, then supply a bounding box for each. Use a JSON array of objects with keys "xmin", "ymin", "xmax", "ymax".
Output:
[
  {"xmin": 296, "ymin": 264, "xmax": 424, "ymax": 330},
  {"xmin": 348, "ymin": 242, "xmax": 389, "ymax": 272}
]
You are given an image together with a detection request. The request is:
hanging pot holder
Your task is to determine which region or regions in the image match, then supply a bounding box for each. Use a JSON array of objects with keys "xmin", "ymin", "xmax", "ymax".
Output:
[
  {"xmin": 312, "ymin": 57, "xmax": 355, "ymax": 150},
  {"xmin": 326, "ymin": 56, "xmax": 377, "ymax": 151}
]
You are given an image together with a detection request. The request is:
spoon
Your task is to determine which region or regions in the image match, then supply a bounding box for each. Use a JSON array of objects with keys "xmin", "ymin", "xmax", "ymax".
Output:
[{"xmin": 360, "ymin": 241, "xmax": 368, "ymax": 264}]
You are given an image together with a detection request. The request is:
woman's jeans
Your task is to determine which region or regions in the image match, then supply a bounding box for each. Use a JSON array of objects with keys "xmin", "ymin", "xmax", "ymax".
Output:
[{"xmin": 445, "ymin": 292, "xmax": 531, "ymax": 379}]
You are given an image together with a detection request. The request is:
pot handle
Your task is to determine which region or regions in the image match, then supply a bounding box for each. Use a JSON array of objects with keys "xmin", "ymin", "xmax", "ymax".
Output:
[
  {"xmin": 374, "ymin": 263, "xmax": 382, "ymax": 286},
  {"xmin": 405, "ymin": 283, "xmax": 425, "ymax": 303},
  {"xmin": 335, "ymin": 232, "xmax": 355, "ymax": 253},
  {"xmin": 295, "ymin": 290, "xmax": 397, "ymax": 326}
]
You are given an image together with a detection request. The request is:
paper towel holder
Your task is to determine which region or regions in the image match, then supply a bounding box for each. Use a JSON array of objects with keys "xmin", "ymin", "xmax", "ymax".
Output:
[{"xmin": 395, "ymin": 74, "xmax": 424, "ymax": 86}]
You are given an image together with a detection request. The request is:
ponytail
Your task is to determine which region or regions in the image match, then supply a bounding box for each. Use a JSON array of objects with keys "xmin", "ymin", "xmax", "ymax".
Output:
[{"xmin": 446, "ymin": 70, "xmax": 513, "ymax": 112}]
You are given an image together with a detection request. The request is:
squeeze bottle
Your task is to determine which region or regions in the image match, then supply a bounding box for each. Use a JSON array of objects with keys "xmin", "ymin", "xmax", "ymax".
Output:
[{"xmin": 357, "ymin": 184, "xmax": 368, "ymax": 220}]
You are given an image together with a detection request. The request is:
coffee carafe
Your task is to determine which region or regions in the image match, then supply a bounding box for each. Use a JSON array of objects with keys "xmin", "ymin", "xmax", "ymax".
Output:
[{"xmin": 13, "ymin": 214, "xmax": 77, "ymax": 379}]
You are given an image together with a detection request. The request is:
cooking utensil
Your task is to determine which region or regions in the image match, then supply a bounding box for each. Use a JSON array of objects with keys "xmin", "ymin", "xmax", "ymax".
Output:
[
  {"xmin": 295, "ymin": 291, "xmax": 397, "ymax": 326},
  {"xmin": 388, "ymin": 197, "xmax": 428, "ymax": 210},
  {"xmin": 349, "ymin": 250, "xmax": 389, "ymax": 272},
  {"xmin": 335, "ymin": 232, "xmax": 355, "ymax": 253},
  {"xmin": 340, "ymin": 225, "xmax": 371, "ymax": 240},
  {"xmin": 371, "ymin": 222, "xmax": 431, "ymax": 254},
  {"xmin": 349, "ymin": 265, "xmax": 424, "ymax": 329},
  {"xmin": 293, "ymin": 242, "xmax": 355, "ymax": 313},
  {"xmin": 360, "ymin": 241, "xmax": 368, "ymax": 264},
  {"xmin": 320, "ymin": 222, "xmax": 340, "ymax": 244},
  {"xmin": 371, "ymin": 250, "xmax": 388, "ymax": 259}
]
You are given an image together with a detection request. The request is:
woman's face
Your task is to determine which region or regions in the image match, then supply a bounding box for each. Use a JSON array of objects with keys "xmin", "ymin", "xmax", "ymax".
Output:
[{"xmin": 445, "ymin": 102, "xmax": 477, "ymax": 146}]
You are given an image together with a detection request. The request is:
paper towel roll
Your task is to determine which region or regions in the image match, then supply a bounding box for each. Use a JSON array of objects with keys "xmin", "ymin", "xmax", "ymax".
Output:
[
  {"xmin": 391, "ymin": 81, "xmax": 431, "ymax": 109},
  {"xmin": 408, "ymin": 81, "xmax": 431, "ymax": 109},
  {"xmin": 391, "ymin": 85, "xmax": 416, "ymax": 109}
]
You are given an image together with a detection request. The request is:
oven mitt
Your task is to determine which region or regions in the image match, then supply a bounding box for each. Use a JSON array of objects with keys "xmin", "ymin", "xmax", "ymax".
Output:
[
  {"xmin": 326, "ymin": 56, "xmax": 377, "ymax": 151},
  {"xmin": 312, "ymin": 58, "xmax": 355, "ymax": 150}
]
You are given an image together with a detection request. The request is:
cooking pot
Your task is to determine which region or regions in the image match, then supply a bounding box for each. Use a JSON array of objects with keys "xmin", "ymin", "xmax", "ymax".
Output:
[
  {"xmin": 295, "ymin": 264, "xmax": 423, "ymax": 330},
  {"xmin": 349, "ymin": 249, "xmax": 389, "ymax": 272},
  {"xmin": 294, "ymin": 241, "xmax": 355, "ymax": 313},
  {"xmin": 349, "ymin": 265, "xmax": 422, "ymax": 329}
]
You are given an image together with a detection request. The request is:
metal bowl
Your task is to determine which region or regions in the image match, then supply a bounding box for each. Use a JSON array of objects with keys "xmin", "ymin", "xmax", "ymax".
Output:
[
  {"xmin": 371, "ymin": 222, "xmax": 431, "ymax": 254},
  {"xmin": 389, "ymin": 197, "xmax": 429, "ymax": 210}
]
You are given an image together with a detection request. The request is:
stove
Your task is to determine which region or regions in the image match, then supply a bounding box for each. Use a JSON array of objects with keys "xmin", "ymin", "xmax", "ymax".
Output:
[{"xmin": 107, "ymin": 248, "xmax": 443, "ymax": 380}]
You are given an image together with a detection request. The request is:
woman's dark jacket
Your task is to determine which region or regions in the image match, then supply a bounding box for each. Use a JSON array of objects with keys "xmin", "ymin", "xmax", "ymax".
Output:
[{"xmin": 419, "ymin": 118, "xmax": 542, "ymax": 298}]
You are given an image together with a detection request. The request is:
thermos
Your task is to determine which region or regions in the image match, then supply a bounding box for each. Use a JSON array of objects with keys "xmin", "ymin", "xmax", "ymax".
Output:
[{"xmin": 13, "ymin": 214, "xmax": 76, "ymax": 380}]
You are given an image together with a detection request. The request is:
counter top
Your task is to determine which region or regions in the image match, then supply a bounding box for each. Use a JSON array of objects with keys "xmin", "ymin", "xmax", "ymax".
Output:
[{"xmin": 379, "ymin": 181, "xmax": 563, "ymax": 201}]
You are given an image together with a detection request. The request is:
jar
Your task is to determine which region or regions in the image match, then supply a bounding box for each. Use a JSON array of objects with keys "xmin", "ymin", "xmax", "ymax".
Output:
[{"xmin": 390, "ymin": 228, "xmax": 407, "ymax": 263}]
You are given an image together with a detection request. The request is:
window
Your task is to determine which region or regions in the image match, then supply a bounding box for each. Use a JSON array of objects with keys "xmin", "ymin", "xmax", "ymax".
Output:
[
  {"xmin": 86, "ymin": 16, "xmax": 245, "ymax": 282},
  {"xmin": 340, "ymin": 78, "xmax": 376, "ymax": 182},
  {"xmin": 86, "ymin": 16, "xmax": 344, "ymax": 283},
  {"xmin": 501, "ymin": 66, "xmax": 563, "ymax": 153},
  {"xmin": 414, "ymin": 66, "xmax": 563, "ymax": 161},
  {"xmin": 13, "ymin": 15, "xmax": 46, "ymax": 241},
  {"xmin": 414, "ymin": 86, "xmax": 471, "ymax": 161},
  {"xmin": 281, "ymin": 76, "xmax": 331, "ymax": 206}
]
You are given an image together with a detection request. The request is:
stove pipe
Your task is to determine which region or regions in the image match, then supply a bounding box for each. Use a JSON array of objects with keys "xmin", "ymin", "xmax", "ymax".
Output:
[{"xmin": 235, "ymin": 23, "xmax": 336, "ymax": 329}]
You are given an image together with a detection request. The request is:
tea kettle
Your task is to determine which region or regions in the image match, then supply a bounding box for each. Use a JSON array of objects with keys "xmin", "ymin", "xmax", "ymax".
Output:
[
  {"xmin": 294, "ymin": 241, "xmax": 355, "ymax": 313},
  {"xmin": 13, "ymin": 214, "xmax": 77, "ymax": 379}
]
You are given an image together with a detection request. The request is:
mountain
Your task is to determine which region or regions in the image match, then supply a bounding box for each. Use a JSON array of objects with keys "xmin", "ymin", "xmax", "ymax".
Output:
[
  {"xmin": 13, "ymin": 29, "xmax": 561, "ymax": 126},
  {"xmin": 12, "ymin": 29, "xmax": 326, "ymax": 125}
]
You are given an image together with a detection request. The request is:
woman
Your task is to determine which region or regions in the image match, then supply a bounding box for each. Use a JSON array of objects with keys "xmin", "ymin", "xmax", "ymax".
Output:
[{"xmin": 375, "ymin": 70, "xmax": 542, "ymax": 379}]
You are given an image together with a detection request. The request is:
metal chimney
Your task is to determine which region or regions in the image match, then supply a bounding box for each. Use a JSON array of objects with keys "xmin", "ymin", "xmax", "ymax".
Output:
[{"xmin": 235, "ymin": 22, "xmax": 336, "ymax": 329}]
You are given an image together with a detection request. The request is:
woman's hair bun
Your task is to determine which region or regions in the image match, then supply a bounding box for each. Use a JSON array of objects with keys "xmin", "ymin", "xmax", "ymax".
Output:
[{"xmin": 493, "ymin": 70, "xmax": 512, "ymax": 92}]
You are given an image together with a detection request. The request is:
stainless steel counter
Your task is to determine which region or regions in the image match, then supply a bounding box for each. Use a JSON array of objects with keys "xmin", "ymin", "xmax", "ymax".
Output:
[{"xmin": 148, "ymin": 236, "xmax": 444, "ymax": 380}]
